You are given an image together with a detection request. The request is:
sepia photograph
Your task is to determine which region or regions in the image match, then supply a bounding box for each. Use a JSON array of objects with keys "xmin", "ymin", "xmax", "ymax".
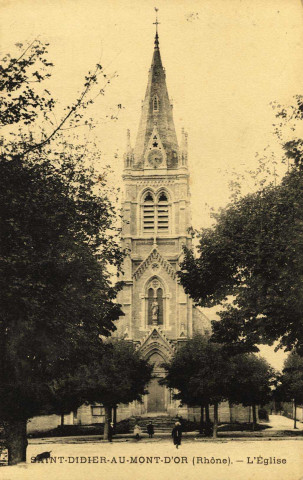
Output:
[{"xmin": 0, "ymin": 0, "xmax": 303, "ymax": 479}]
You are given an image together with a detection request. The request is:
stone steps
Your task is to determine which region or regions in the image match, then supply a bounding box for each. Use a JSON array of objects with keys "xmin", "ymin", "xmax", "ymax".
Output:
[{"xmin": 128, "ymin": 415, "xmax": 179, "ymax": 433}]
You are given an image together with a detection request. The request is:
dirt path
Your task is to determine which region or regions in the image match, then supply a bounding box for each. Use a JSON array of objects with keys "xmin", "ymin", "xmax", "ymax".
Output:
[
  {"xmin": 2, "ymin": 438, "xmax": 302, "ymax": 480},
  {"xmin": 266, "ymin": 414, "xmax": 303, "ymax": 430}
]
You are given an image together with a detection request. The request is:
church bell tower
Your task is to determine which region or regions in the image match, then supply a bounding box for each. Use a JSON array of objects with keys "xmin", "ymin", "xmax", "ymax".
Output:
[{"xmin": 117, "ymin": 19, "xmax": 209, "ymax": 417}]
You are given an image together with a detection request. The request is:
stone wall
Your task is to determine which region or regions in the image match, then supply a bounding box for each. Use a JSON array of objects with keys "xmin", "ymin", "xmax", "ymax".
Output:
[
  {"xmin": 192, "ymin": 307, "xmax": 212, "ymax": 335},
  {"xmin": 187, "ymin": 403, "xmax": 253, "ymax": 423},
  {"xmin": 28, "ymin": 401, "xmax": 254, "ymax": 433},
  {"xmin": 28, "ymin": 414, "xmax": 62, "ymax": 433}
]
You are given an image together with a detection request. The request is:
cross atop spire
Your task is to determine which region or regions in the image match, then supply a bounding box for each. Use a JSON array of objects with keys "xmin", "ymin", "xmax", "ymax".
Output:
[
  {"xmin": 153, "ymin": 7, "xmax": 160, "ymax": 49},
  {"xmin": 133, "ymin": 13, "xmax": 179, "ymax": 168}
]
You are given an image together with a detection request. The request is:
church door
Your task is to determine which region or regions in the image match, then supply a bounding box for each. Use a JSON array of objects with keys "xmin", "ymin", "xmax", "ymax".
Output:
[
  {"xmin": 147, "ymin": 352, "xmax": 167, "ymax": 413},
  {"xmin": 147, "ymin": 378, "xmax": 166, "ymax": 412}
]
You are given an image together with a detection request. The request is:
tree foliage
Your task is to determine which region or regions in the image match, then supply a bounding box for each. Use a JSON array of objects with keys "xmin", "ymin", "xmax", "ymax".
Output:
[
  {"xmin": 279, "ymin": 352, "xmax": 303, "ymax": 404},
  {"xmin": 228, "ymin": 354, "xmax": 273, "ymax": 429},
  {"xmin": 228, "ymin": 354, "xmax": 273, "ymax": 407},
  {"xmin": 75, "ymin": 339, "xmax": 153, "ymax": 440},
  {"xmin": 162, "ymin": 335, "xmax": 231, "ymax": 437},
  {"xmin": 0, "ymin": 39, "xmax": 123, "ymax": 463},
  {"xmin": 0, "ymin": 40, "xmax": 54, "ymax": 127},
  {"xmin": 163, "ymin": 335, "xmax": 229, "ymax": 406},
  {"xmin": 179, "ymin": 96, "xmax": 303, "ymax": 353},
  {"xmin": 47, "ymin": 339, "xmax": 153, "ymax": 432},
  {"xmin": 80, "ymin": 339, "xmax": 153, "ymax": 407},
  {"xmin": 277, "ymin": 352, "xmax": 303, "ymax": 428},
  {"xmin": 163, "ymin": 335, "xmax": 274, "ymax": 435}
]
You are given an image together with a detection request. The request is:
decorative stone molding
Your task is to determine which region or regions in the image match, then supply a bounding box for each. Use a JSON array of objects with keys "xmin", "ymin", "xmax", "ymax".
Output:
[
  {"xmin": 138, "ymin": 327, "xmax": 176, "ymax": 359},
  {"xmin": 151, "ymin": 262, "xmax": 160, "ymax": 272},
  {"xmin": 136, "ymin": 179, "xmax": 175, "ymax": 186},
  {"xmin": 133, "ymin": 247, "xmax": 176, "ymax": 281}
]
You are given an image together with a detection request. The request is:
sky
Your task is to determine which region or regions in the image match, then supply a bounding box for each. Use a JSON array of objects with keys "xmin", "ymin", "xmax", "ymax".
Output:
[{"xmin": 1, "ymin": 0, "xmax": 303, "ymax": 369}]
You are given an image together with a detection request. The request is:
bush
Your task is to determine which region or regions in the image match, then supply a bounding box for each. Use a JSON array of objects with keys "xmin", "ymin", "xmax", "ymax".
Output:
[
  {"xmin": 115, "ymin": 419, "xmax": 131, "ymax": 434},
  {"xmin": 177, "ymin": 417, "xmax": 200, "ymax": 432},
  {"xmin": 258, "ymin": 408, "xmax": 269, "ymax": 421}
]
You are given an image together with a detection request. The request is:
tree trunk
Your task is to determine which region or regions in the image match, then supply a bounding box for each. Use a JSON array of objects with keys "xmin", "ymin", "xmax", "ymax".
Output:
[
  {"xmin": 294, "ymin": 400, "xmax": 297, "ymax": 429},
  {"xmin": 205, "ymin": 403, "xmax": 210, "ymax": 424},
  {"xmin": 113, "ymin": 405, "xmax": 117, "ymax": 432},
  {"xmin": 5, "ymin": 419, "xmax": 28, "ymax": 465},
  {"xmin": 199, "ymin": 405, "xmax": 204, "ymax": 434},
  {"xmin": 213, "ymin": 403, "xmax": 218, "ymax": 439},
  {"xmin": 60, "ymin": 413, "xmax": 65, "ymax": 427},
  {"xmin": 103, "ymin": 406, "xmax": 111, "ymax": 441},
  {"xmin": 229, "ymin": 403, "xmax": 233, "ymax": 423},
  {"xmin": 252, "ymin": 404, "xmax": 257, "ymax": 431},
  {"xmin": 204, "ymin": 403, "xmax": 212, "ymax": 436}
]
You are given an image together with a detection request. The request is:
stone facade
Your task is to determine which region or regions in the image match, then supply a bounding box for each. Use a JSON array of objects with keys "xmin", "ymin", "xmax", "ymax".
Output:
[
  {"xmin": 112, "ymin": 30, "xmax": 212, "ymax": 419},
  {"xmin": 28, "ymin": 29, "xmax": 252, "ymax": 432}
]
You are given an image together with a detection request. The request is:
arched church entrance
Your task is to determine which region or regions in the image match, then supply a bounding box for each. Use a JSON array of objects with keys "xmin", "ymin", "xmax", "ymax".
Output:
[{"xmin": 147, "ymin": 351, "xmax": 167, "ymax": 413}]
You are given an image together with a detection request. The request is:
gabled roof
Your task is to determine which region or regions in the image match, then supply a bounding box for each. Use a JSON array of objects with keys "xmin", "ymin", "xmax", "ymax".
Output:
[
  {"xmin": 132, "ymin": 246, "xmax": 176, "ymax": 281},
  {"xmin": 138, "ymin": 327, "xmax": 175, "ymax": 360}
]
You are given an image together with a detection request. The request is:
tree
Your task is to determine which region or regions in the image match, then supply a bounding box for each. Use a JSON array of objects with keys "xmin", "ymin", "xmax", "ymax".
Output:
[
  {"xmin": 78, "ymin": 339, "xmax": 153, "ymax": 440},
  {"xmin": 277, "ymin": 352, "xmax": 303, "ymax": 429},
  {"xmin": 47, "ymin": 338, "xmax": 153, "ymax": 435},
  {"xmin": 179, "ymin": 166, "xmax": 303, "ymax": 353},
  {"xmin": 0, "ymin": 40, "xmax": 124, "ymax": 464},
  {"xmin": 178, "ymin": 95, "xmax": 303, "ymax": 354},
  {"xmin": 228, "ymin": 354, "xmax": 274, "ymax": 430},
  {"xmin": 47, "ymin": 374, "xmax": 88, "ymax": 429},
  {"xmin": 162, "ymin": 335, "xmax": 231, "ymax": 438}
]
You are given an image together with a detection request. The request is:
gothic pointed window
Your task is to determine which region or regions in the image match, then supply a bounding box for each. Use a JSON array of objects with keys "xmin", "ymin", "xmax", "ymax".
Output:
[
  {"xmin": 147, "ymin": 279, "xmax": 164, "ymax": 326},
  {"xmin": 147, "ymin": 288, "xmax": 154, "ymax": 325},
  {"xmin": 143, "ymin": 192, "xmax": 155, "ymax": 232},
  {"xmin": 156, "ymin": 288, "xmax": 164, "ymax": 324},
  {"xmin": 157, "ymin": 192, "xmax": 169, "ymax": 231}
]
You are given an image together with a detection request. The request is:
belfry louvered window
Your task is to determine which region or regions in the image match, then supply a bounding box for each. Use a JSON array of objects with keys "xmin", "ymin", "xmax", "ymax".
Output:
[
  {"xmin": 157, "ymin": 192, "xmax": 169, "ymax": 231},
  {"xmin": 142, "ymin": 191, "xmax": 170, "ymax": 233},
  {"xmin": 143, "ymin": 192, "xmax": 155, "ymax": 231}
]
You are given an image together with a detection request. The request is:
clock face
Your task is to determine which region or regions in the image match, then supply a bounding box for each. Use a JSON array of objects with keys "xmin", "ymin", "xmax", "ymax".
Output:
[{"xmin": 148, "ymin": 149, "xmax": 163, "ymax": 168}]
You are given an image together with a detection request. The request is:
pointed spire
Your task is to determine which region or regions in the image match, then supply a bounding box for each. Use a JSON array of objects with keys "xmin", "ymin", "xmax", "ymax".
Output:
[
  {"xmin": 133, "ymin": 11, "xmax": 179, "ymax": 169},
  {"xmin": 154, "ymin": 32, "xmax": 159, "ymax": 50}
]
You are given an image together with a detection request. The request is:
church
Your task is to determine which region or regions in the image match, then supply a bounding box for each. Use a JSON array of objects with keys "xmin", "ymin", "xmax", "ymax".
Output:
[
  {"xmin": 114, "ymin": 26, "xmax": 211, "ymax": 419},
  {"xmin": 28, "ymin": 23, "xmax": 252, "ymax": 433}
]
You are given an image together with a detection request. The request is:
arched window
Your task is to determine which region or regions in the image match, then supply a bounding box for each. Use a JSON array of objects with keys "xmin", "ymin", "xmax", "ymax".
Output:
[
  {"xmin": 147, "ymin": 288, "xmax": 154, "ymax": 325},
  {"xmin": 156, "ymin": 287, "xmax": 164, "ymax": 324},
  {"xmin": 141, "ymin": 190, "xmax": 170, "ymax": 234},
  {"xmin": 157, "ymin": 192, "xmax": 169, "ymax": 231},
  {"xmin": 147, "ymin": 279, "xmax": 164, "ymax": 325},
  {"xmin": 153, "ymin": 95, "xmax": 159, "ymax": 111},
  {"xmin": 143, "ymin": 192, "xmax": 155, "ymax": 232}
]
